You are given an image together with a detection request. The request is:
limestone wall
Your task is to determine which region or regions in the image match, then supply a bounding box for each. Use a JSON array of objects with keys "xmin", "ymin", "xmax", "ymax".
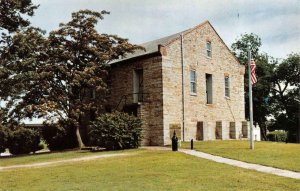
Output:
[
  {"xmin": 162, "ymin": 22, "xmax": 246, "ymax": 144},
  {"xmin": 108, "ymin": 56, "xmax": 164, "ymax": 145}
]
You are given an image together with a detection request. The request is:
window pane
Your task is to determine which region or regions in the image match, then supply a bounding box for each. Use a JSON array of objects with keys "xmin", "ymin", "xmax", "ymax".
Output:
[
  {"xmin": 190, "ymin": 70, "xmax": 196, "ymax": 82},
  {"xmin": 207, "ymin": 50, "xmax": 211, "ymax": 57},
  {"xmin": 206, "ymin": 74, "xmax": 213, "ymax": 104},
  {"xmin": 190, "ymin": 70, "xmax": 197, "ymax": 94},
  {"xmin": 191, "ymin": 82, "xmax": 196, "ymax": 93},
  {"xmin": 206, "ymin": 42, "xmax": 211, "ymax": 50},
  {"xmin": 225, "ymin": 76, "xmax": 230, "ymax": 97},
  {"xmin": 206, "ymin": 42, "xmax": 212, "ymax": 57}
]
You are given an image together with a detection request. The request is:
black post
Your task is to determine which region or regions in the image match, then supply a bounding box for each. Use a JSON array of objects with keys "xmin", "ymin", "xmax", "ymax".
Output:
[
  {"xmin": 191, "ymin": 139, "xmax": 193, "ymax": 150},
  {"xmin": 172, "ymin": 131, "xmax": 178, "ymax": 151}
]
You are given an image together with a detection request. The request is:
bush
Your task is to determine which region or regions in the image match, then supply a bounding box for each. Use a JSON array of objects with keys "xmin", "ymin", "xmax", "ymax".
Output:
[
  {"xmin": 267, "ymin": 131, "xmax": 288, "ymax": 142},
  {"xmin": 41, "ymin": 120, "xmax": 78, "ymax": 151},
  {"xmin": 0, "ymin": 125, "xmax": 10, "ymax": 153},
  {"xmin": 89, "ymin": 112, "xmax": 142, "ymax": 150},
  {"xmin": 8, "ymin": 127, "xmax": 42, "ymax": 155}
]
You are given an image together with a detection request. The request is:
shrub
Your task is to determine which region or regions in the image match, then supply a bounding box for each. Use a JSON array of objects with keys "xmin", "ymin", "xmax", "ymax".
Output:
[
  {"xmin": 41, "ymin": 120, "xmax": 78, "ymax": 151},
  {"xmin": 267, "ymin": 131, "xmax": 288, "ymax": 142},
  {"xmin": 8, "ymin": 127, "xmax": 42, "ymax": 155},
  {"xmin": 0, "ymin": 125, "xmax": 10, "ymax": 153},
  {"xmin": 89, "ymin": 112, "xmax": 142, "ymax": 150}
]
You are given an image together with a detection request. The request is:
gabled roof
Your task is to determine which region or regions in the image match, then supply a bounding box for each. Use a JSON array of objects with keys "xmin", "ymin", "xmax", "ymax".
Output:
[
  {"xmin": 109, "ymin": 26, "xmax": 192, "ymax": 64},
  {"xmin": 110, "ymin": 20, "xmax": 241, "ymax": 65},
  {"xmin": 122, "ymin": 30, "xmax": 187, "ymax": 60}
]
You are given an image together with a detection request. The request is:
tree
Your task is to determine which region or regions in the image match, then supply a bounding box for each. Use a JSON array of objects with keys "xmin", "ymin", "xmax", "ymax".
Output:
[
  {"xmin": 0, "ymin": 0, "xmax": 38, "ymax": 124},
  {"xmin": 231, "ymin": 33, "xmax": 274, "ymax": 140},
  {"xmin": 269, "ymin": 53, "xmax": 300, "ymax": 142},
  {"xmin": 0, "ymin": 27, "xmax": 49, "ymax": 123},
  {"xmin": 46, "ymin": 10, "xmax": 143, "ymax": 148},
  {"xmin": 0, "ymin": 0, "xmax": 38, "ymax": 33},
  {"xmin": 231, "ymin": 33, "xmax": 261, "ymax": 65},
  {"xmin": 0, "ymin": 10, "xmax": 143, "ymax": 148}
]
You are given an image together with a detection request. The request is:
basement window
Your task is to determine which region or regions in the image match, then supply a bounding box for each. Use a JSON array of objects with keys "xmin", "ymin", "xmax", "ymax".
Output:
[
  {"xmin": 190, "ymin": 70, "xmax": 197, "ymax": 94},
  {"xmin": 206, "ymin": 73, "xmax": 213, "ymax": 104}
]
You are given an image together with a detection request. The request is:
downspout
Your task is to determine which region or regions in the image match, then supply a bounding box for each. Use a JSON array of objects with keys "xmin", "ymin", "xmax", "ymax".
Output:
[{"xmin": 180, "ymin": 34, "xmax": 185, "ymax": 142}]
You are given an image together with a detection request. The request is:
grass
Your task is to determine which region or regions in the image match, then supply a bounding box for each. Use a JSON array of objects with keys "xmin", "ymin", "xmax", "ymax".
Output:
[
  {"xmin": 0, "ymin": 150, "xmax": 299, "ymax": 191},
  {"xmin": 181, "ymin": 140, "xmax": 300, "ymax": 172},
  {"xmin": 0, "ymin": 149, "xmax": 135, "ymax": 167}
]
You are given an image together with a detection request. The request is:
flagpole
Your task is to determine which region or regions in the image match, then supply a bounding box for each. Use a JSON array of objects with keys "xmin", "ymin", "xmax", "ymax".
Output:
[{"xmin": 248, "ymin": 46, "xmax": 254, "ymax": 150}]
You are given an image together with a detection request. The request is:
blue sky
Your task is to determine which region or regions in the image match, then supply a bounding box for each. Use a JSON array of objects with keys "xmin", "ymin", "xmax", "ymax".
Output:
[{"xmin": 31, "ymin": 0, "xmax": 300, "ymax": 59}]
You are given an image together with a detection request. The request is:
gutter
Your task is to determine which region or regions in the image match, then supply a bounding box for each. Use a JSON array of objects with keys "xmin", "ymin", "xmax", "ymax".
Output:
[{"xmin": 181, "ymin": 34, "xmax": 185, "ymax": 141}]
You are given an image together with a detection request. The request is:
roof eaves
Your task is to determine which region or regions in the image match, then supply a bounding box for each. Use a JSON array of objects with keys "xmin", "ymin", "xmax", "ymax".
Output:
[{"xmin": 109, "ymin": 50, "xmax": 160, "ymax": 65}]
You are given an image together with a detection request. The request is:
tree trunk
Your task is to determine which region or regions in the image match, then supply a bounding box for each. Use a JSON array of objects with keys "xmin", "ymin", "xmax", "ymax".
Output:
[
  {"xmin": 76, "ymin": 125, "xmax": 85, "ymax": 148},
  {"xmin": 297, "ymin": 125, "xmax": 300, "ymax": 143},
  {"xmin": 261, "ymin": 126, "xmax": 267, "ymax": 141}
]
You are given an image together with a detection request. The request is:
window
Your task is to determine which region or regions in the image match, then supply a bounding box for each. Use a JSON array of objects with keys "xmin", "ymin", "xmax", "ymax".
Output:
[
  {"xmin": 224, "ymin": 76, "xmax": 230, "ymax": 97},
  {"xmin": 206, "ymin": 74, "xmax": 212, "ymax": 104},
  {"xmin": 133, "ymin": 69, "xmax": 143, "ymax": 103},
  {"xmin": 190, "ymin": 70, "xmax": 197, "ymax": 94},
  {"xmin": 206, "ymin": 41, "xmax": 212, "ymax": 57}
]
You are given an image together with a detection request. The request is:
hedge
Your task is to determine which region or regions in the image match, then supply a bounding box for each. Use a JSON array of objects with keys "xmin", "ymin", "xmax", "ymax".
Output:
[
  {"xmin": 0, "ymin": 125, "xmax": 9, "ymax": 153},
  {"xmin": 267, "ymin": 131, "xmax": 287, "ymax": 142},
  {"xmin": 89, "ymin": 112, "xmax": 142, "ymax": 150},
  {"xmin": 7, "ymin": 127, "xmax": 42, "ymax": 155},
  {"xmin": 41, "ymin": 120, "xmax": 78, "ymax": 151}
]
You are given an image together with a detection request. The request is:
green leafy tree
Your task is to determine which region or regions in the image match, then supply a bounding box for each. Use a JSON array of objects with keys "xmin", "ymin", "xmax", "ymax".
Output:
[
  {"xmin": 231, "ymin": 33, "xmax": 274, "ymax": 140},
  {"xmin": 1, "ymin": 10, "xmax": 143, "ymax": 148},
  {"xmin": 269, "ymin": 53, "xmax": 300, "ymax": 142},
  {"xmin": 0, "ymin": 0, "xmax": 38, "ymax": 123},
  {"xmin": 231, "ymin": 33, "xmax": 261, "ymax": 65},
  {"xmin": 0, "ymin": 27, "xmax": 49, "ymax": 124},
  {"xmin": 45, "ymin": 10, "xmax": 143, "ymax": 148}
]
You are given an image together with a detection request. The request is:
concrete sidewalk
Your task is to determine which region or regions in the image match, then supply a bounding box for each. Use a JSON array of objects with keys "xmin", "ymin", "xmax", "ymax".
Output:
[
  {"xmin": 179, "ymin": 149, "xmax": 300, "ymax": 180},
  {"xmin": 143, "ymin": 147, "xmax": 300, "ymax": 179}
]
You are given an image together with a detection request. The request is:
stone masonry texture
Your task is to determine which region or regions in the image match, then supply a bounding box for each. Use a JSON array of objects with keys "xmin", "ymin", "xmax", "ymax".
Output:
[{"xmin": 108, "ymin": 21, "xmax": 246, "ymax": 146}]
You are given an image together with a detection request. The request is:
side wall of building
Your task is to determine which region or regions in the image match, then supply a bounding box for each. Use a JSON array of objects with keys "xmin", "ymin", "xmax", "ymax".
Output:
[
  {"xmin": 162, "ymin": 23, "xmax": 245, "ymax": 144},
  {"xmin": 108, "ymin": 56, "xmax": 164, "ymax": 145}
]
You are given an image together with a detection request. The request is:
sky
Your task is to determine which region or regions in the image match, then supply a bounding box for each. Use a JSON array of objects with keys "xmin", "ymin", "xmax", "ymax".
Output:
[
  {"xmin": 16, "ymin": 0, "xmax": 299, "ymax": 124},
  {"xmin": 30, "ymin": 0, "xmax": 300, "ymax": 60}
]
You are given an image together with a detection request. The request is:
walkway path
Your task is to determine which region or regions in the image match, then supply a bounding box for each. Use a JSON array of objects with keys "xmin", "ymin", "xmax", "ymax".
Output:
[
  {"xmin": 144, "ymin": 147, "xmax": 300, "ymax": 180},
  {"xmin": 2, "ymin": 147, "xmax": 300, "ymax": 179},
  {"xmin": 0, "ymin": 153, "xmax": 131, "ymax": 171}
]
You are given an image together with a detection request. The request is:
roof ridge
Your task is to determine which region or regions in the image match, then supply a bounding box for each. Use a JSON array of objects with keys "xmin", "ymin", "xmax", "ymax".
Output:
[{"xmin": 110, "ymin": 20, "xmax": 212, "ymax": 64}]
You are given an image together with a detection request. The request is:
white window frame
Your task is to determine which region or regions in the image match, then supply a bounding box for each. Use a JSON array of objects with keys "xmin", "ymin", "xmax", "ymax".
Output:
[{"xmin": 190, "ymin": 70, "xmax": 197, "ymax": 95}]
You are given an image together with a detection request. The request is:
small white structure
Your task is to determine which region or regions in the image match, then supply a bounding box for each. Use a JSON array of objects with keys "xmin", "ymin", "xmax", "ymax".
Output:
[{"xmin": 253, "ymin": 124, "xmax": 261, "ymax": 141}]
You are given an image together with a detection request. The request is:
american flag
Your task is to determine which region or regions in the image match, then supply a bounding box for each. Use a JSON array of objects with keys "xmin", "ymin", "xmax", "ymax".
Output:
[{"xmin": 250, "ymin": 59, "xmax": 257, "ymax": 85}]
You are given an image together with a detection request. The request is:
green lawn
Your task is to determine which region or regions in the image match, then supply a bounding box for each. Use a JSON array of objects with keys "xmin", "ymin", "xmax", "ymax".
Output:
[
  {"xmin": 181, "ymin": 140, "xmax": 300, "ymax": 172},
  {"xmin": 0, "ymin": 149, "xmax": 133, "ymax": 167},
  {"xmin": 0, "ymin": 150, "xmax": 299, "ymax": 191}
]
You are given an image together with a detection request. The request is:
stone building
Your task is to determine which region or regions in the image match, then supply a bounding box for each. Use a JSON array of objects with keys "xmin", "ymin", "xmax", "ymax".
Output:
[{"xmin": 108, "ymin": 21, "xmax": 248, "ymax": 146}]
